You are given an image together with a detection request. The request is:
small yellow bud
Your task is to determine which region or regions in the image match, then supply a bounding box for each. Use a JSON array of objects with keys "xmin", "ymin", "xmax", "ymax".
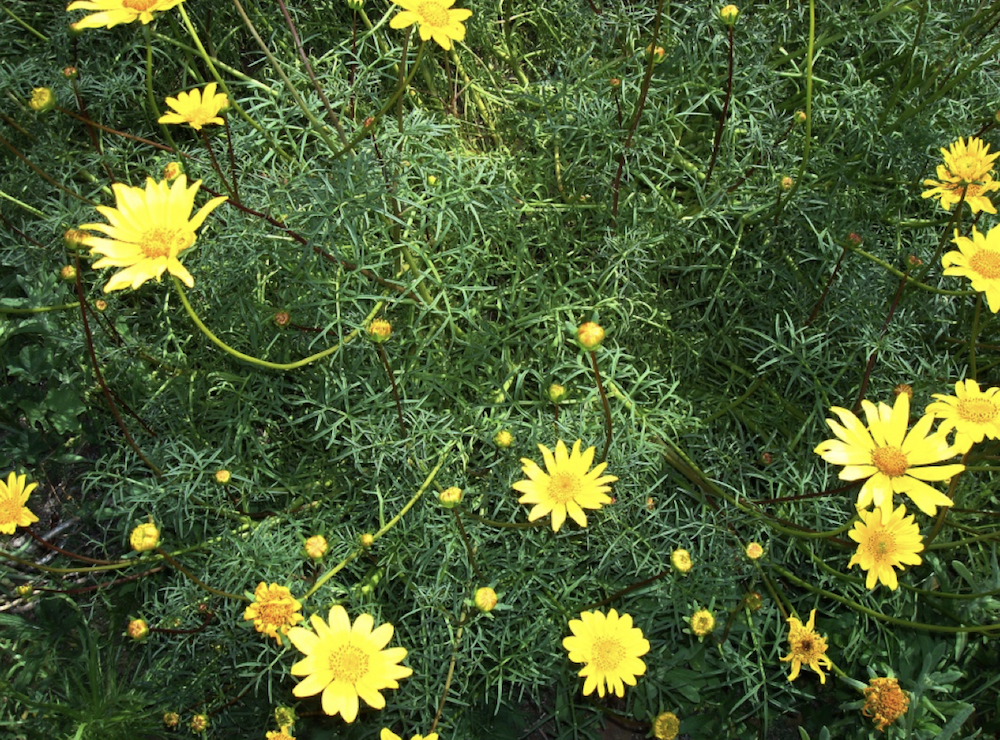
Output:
[
  {"xmin": 274, "ymin": 706, "xmax": 297, "ymax": 730},
  {"xmin": 652, "ymin": 711, "xmax": 681, "ymax": 740},
  {"xmin": 304, "ymin": 535, "xmax": 328, "ymax": 560},
  {"xmin": 609, "ymin": 77, "xmax": 621, "ymax": 87},
  {"xmin": 162, "ymin": 161, "xmax": 184, "ymax": 181},
  {"xmin": 367, "ymin": 318, "xmax": 392, "ymax": 343},
  {"xmin": 438, "ymin": 486, "xmax": 463, "ymax": 508},
  {"xmin": 427, "ymin": 175, "xmax": 439, "ymax": 186},
  {"xmin": 745, "ymin": 541, "xmax": 764, "ymax": 560},
  {"xmin": 690, "ymin": 608, "xmax": 715, "ymax": 638},
  {"xmin": 745, "ymin": 591, "xmax": 763, "ymax": 611},
  {"xmin": 646, "ymin": 44, "xmax": 666, "ymax": 65},
  {"xmin": 94, "ymin": 299, "xmax": 108, "ymax": 312},
  {"xmin": 719, "ymin": 4, "xmax": 739, "ymax": 25},
  {"xmin": 548, "ymin": 383, "xmax": 568, "ymax": 404},
  {"xmin": 59, "ymin": 265, "xmax": 77, "ymax": 282},
  {"xmin": 780, "ymin": 176, "xmax": 794, "ymax": 192},
  {"xmin": 346, "ymin": 0, "xmax": 364, "ymax": 9},
  {"xmin": 62, "ymin": 66, "xmax": 79, "ymax": 80},
  {"xmin": 163, "ymin": 712, "xmax": 180, "ymax": 728},
  {"xmin": 493, "ymin": 429, "xmax": 513, "ymax": 448},
  {"xmin": 127, "ymin": 618, "xmax": 149, "ymax": 641},
  {"xmin": 129, "ymin": 521, "xmax": 160, "ymax": 553},
  {"xmin": 795, "ymin": 110, "xmax": 807, "ymax": 124},
  {"xmin": 474, "ymin": 586, "xmax": 498, "ymax": 613},
  {"xmin": 190, "ymin": 714, "xmax": 209, "ymax": 733},
  {"xmin": 576, "ymin": 321, "xmax": 605, "ymax": 351},
  {"xmin": 359, "ymin": 532, "xmax": 375, "ymax": 549},
  {"xmin": 28, "ymin": 87, "xmax": 56, "ymax": 113},
  {"xmin": 273, "ymin": 311, "xmax": 291, "ymax": 328},
  {"xmin": 63, "ymin": 229, "xmax": 88, "ymax": 249},
  {"xmin": 671, "ymin": 548, "xmax": 693, "ymax": 574},
  {"xmin": 15, "ymin": 584, "xmax": 33, "ymax": 598},
  {"xmin": 214, "ymin": 469, "xmax": 231, "ymax": 484}
]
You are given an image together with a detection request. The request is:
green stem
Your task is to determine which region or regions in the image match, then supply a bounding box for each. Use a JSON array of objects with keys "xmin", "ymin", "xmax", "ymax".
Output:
[
  {"xmin": 172, "ymin": 276, "xmax": 381, "ymax": 371},
  {"xmin": 0, "ymin": 187, "xmax": 45, "ymax": 217},
  {"xmin": 152, "ymin": 32, "xmax": 277, "ymax": 94},
  {"xmin": 144, "ymin": 25, "xmax": 178, "ymax": 152},
  {"xmin": 0, "ymin": 302, "xmax": 79, "ymax": 314},
  {"xmin": 969, "ymin": 292, "xmax": 983, "ymax": 379},
  {"xmin": 1, "ymin": 1, "xmax": 46, "ymax": 40}
]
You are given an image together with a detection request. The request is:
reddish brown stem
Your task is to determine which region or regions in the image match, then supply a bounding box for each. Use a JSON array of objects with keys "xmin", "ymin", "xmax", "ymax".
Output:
[{"xmin": 705, "ymin": 25, "xmax": 735, "ymax": 186}]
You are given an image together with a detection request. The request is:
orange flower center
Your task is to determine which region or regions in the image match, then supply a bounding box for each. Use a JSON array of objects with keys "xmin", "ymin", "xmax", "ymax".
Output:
[
  {"xmin": 957, "ymin": 397, "xmax": 999, "ymax": 424},
  {"xmin": 591, "ymin": 637, "xmax": 625, "ymax": 671},
  {"xmin": 0, "ymin": 496, "xmax": 21, "ymax": 526},
  {"xmin": 871, "ymin": 446, "xmax": 908, "ymax": 477},
  {"xmin": 864, "ymin": 529, "xmax": 896, "ymax": 562},
  {"xmin": 969, "ymin": 249, "xmax": 1000, "ymax": 280},
  {"xmin": 123, "ymin": 0, "xmax": 158, "ymax": 10},
  {"xmin": 258, "ymin": 600, "xmax": 294, "ymax": 626},
  {"xmin": 140, "ymin": 228, "xmax": 193, "ymax": 259},
  {"xmin": 546, "ymin": 473, "xmax": 581, "ymax": 504},
  {"xmin": 416, "ymin": 1, "xmax": 450, "ymax": 26},
  {"xmin": 327, "ymin": 643, "xmax": 369, "ymax": 683}
]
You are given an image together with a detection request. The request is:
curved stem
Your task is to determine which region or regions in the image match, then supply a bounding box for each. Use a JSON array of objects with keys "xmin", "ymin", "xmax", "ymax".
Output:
[
  {"xmin": 0, "ymin": 302, "xmax": 79, "ymax": 314},
  {"xmin": 144, "ymin": 25, "xmax": 178, "ymax": 152}
]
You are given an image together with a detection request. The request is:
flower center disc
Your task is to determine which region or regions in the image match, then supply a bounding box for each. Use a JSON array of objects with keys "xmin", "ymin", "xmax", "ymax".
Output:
[
  {"xmin": 547, "ymin": 473, "xmax": 580, "ymax": 504},
  {"xmin": 328, "ymin": 643, "xmax": 369, "ymax": 683},
  {"xmin": 0, "ymin": 497, "xmax": 19, "ymax": 525},
  {"xmin": 952, "ymin": 154, "xmax": 980, "ymax": 179},
  {"xmin": 591, "ymin": 638, "xmax": 625, "ymax": 672},
  {"xmin": 871, "ymin": 446, "xmax": 908, "ymax": 477},
  {"xmin": 969, "ymin": 249, "xmax": 1000, "ymax": 280},
  {"xmin": 417, "ymin": 1, "xmax": 450, "ymax": 26},
  {"xmin": 140, "ymin": 228, "xmax": 193, "ymax": 259},
  {"xmin": 957, "ymin": 398, "xmax": 998, "ymax": 424},
  {"xmin": 866, "ymin": 530, "xmax": 895, "ymax": 560},
  {"xmin": 123, "ymin": 0, "xmax": 158, "ymax": 10},
  {"xmin": 259, "ymin": 601, "xmax": 292, "ymax": 624}
]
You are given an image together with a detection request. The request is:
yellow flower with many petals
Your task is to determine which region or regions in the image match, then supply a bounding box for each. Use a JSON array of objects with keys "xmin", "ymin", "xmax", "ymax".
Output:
[
  {"xmin": 652, "ymin": 712, "xmax": 680, "ymax": 740},
  {"xmin": 158, "ymin": 83, "xmax": 229, "ymax": 130},
  {"xmin": 862, "ymin": 677, "xmax": 910, "ymax": 732},
  {"xmin": 79, "ymin": 175, "xmax": 227, "ymax": 293},
  {"xmin": 0, "ymin": 472, "xmax": 39, "ymax": 535},
  {"xmin": 926, "ymin": 379, "xmax": 1000, "ymax": 453},
  {"xmin": 390, "ymin": 0, "xmax": 472, "ymax": 50},
  {"xmin": 513, "ymin": 439, "xmax": 617, "ymax": 531},
  {"xmin": 689, "ymin": 608, "xmax": 715, "ymax": 639},
  {"xmin": 942, "ymin": 224, "xmax": 1000, "ymax": 313},
  {"xmin": 266, "ymin": 731, "xmax": 295, "ymax": 740},
  {"xmin": 922, "ymin": 136, "xmax": 1000, "ymax": 214},
  {"xmin": 67, "ymin": 0, "xmax": 186, "ymax": 29},
  {"xmin": 813, "ymin": 392, "xmax": 964, "ymax": 516},
  {"xmin": 244, "ymin": 583, "xmax": 303, "ymax": 643},
  {"xmin": 848, "ymin": 502, "xmax": 923, "ymax": 590},
  {"xmin": 287, "ymin": 605, "xmax": 412, "ymax": 722},
  {"xmin": 562, "ymin": 609, "xmax": 649, "ymax": 698},
  {"xmin": 380, "ymin": 730, "xmax": 439, "ymax": 740},
  {"xmin": 780, "ymin": 609, "xmax": 832, "ymax": 683}
]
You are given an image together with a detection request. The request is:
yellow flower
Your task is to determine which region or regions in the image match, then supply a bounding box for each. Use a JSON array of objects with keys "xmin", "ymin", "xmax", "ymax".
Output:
[
  {"xmin": 389, "ymin": 0, "xmax": 472, "ymax": 50},
  {"xmin": 367, "ymin": 318, "xmax": 393, "ymax": 343},
  {"xmin": 244, "ymin": 583, "xmax": 304, "ymax": 643},
  {"xmin": 652, "ymin": 712, "xmax": 680, "ymax": 740},
  {"xmin": 304, "ymin": 535, "xmax": 328, "ymax": 560},
  {"xmin": 926, "ymin": 379, "xmax": 1000, "ymax": 453},
  {"xmin": 28, "ymin": 87, "xmax": 56, "ymax": 113},
  {"xmin": 129, "ymin": 521, "xmax": 159, "ymax": 552},
  {"xmin": 79, "ymin": 175, "xmax": 227, "ymax": 292},
  {"xmin": 158, "ymin": 83, "xmax": 229, "ymax": 130},
  {"xmin": 266, "ymin": 731, "xmax": 296, "ymax": 740},
  {"xmin": 689, "ymin": 608, "xmax": 715, "ymax": 638},
  {"xmin": 493, "ymin": 429, "xmax": 513, "ymax": 448},
  {"xmin": 719, "ymin": 4, "xmax": 739, "ymax": 25},
  {"xmin": 576, "ymin": 321, "xmax": 605, "ymax": 350},
  {"xmin": 66, "ymin": 0, "xmax": 186, "ymax": 29},
  {"xmin": 287, "ymin": 605, "xmax": 412, "ymax": 722},
  {"xmin": 474, "ymin": 586, "xmax": 497, "ymax": 613},
  {"xmin": 513, "ymin": 439, "xmax": 617, "ymax": 531},
  {"xmin": 214, "ymin": 469, "xmax": 231, "ymax": 484},
  {"xmin": 922, "ymin": 136, "xmax": 1000, "ymax": 214},
  {"xmin": 745, "ymin": 541, "xmax": 764, "ymax": 560},
  {"xmin": 190, "ymin": 714, "xmax": 209, "ymax": 733},
  {"xmin": 670, "ymin": 548, "xmax": 693, "ymax": 573},
  {"xmin": 380, "ymin": 730, "xmax": 438, "ymax": 740},
  {"xmin": 127, "ymin": 618, "xmax": 149, "ymax": 640},
  {"xmin": 813, "ymin": 392, "xmax": 964, "ymax": 516},
  {"xmin": 0, "ymin": 472, "xmax": 39, "ymax": 535},
  {"xmin": 943, "ymin": 224, "xmax": 1000, "ymax": 313},
  {"xmin": 779, "ymin": 609, "xmax": 832, "ymax": 683},
  {"xmin": 563, "ymin": 609, "xmax": 649, "ymax": 698},
  {"xmin": 848, "ymin": 502, "xmax": 923, "ymax": 590},
  {"xmin": 862, "ymin": 677, "xmax": 910, "ymax": 732}
]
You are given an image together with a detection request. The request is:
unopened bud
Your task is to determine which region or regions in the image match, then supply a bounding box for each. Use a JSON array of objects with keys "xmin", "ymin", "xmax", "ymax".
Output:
[
  {"xmin": 780, "ymin": 176, "xmax": 794, "ymax": 192},
  {"xmin": 347, "ymin": 0, "xmax": 364, "ymax": 9},
  {"xmin": 273, "ymin": 311, "xmax": 291, "ymax": 328},
  {"xmin": 474, "ymin": 586, "xmax": 498, "ymax": 612},
  {"xmin": 646, "ymin": 44, "xmax": 666, "ymax": 65},
  {"xmin": 94, "ymin": 299, "xmax": 107, "ymax": 311},
  {"xmin": 214, "ymin": 469, "xmax": 231, "ymax": 484},
  {"xmin": 163, "ymin": 712, "xmax": 180, "ymax": 728},
  {"xmin": 129, "ymin": 521, "xmax": 160, "ymax": 552},
  {"xmin": 795, "ymin": 110, "xmax": 807, "ymax": 124},
  {"xmin": 848, "ymin": 232, "xmax": 862, "ymax": 246},
  {"xmin": 304, "ymin": 535, "xmax": 328, "ymax": 560},
  {"xmin": 907, "ymin": 255, "xmax": 923, "ymax": 267},
  {"xmin": 438, "ymin": 486, "xmax": 463, "ymax": 508},
  {"xmin": 15, "ymin": 584, "xmax": 33, "ymax": 598},
  {"xmin": 162, "ymin": 161, "xmax": 184, "ymax": 181},
  {"xmin": 719, "ymin": 4, "xmax": 739, "ymax": 25},
  {"xmin": 64, "ymin": 229, "xmax": 88, "ymax": 249},
  {"xmin": 548, "ymin": 383, "xmax": 568, "ymax": 404},
  {"xmin": 360, "ymin": 532, "xmax": 375, "ymax": 549},
  {"xmin": 493, "ymin": 429, "xmax": 513, "ymax": 448},
  {"xmin": 127, "ymin": 618, "xmax": 149, "ymax": 641},
  {"xmin": 190, "ymin": 714, "xmax": 209, "ymax": 733},
  {"xmin": 274, "ymin": 706, "xmax": 296, "ymax": 730},
  {"xmin": 62, "ymin": 66, "xmax": 79, "ymax": 80},
  {"xmin": 367, "ymin": 318, "xmax": 392, "ymax": 343},
  {"xmin": 745, "ymin": 541, "xmax": 764, "ymax": 560},
  {"xmin": 59, "ymin": 265, "xmax": 77, "ymax": 282},
  {"xmin": 427, "ymin": 175, "xmax": 439, "ymax": 186},
  {"xmin": 609, "ymin": 77, "xmax": 621, "ymax": 87},
  {"xmin": 671, "ymin": 548, "xmax": 693, "ymax": 574},
  {"xmin": 28, "ymin": 87, "xmax": 56, "ymax": 113},
  {"xmin": 576, "ymin": 322, "xmax": 605, "ymax": 351},
  {"xmin": 745, "ymin": 591, "xmax": 763, "ymax": 611}
]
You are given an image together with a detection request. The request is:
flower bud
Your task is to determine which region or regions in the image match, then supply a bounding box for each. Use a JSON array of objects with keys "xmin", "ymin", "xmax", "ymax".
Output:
[
  {"xmin": 15, "ymin": 584, "xmax": 33, "ymax": 598},
  {"xmin": 795, "ymin": 110, "xmax": 807, "ymax": 124},
  {"xmin": 367, "ymin": 318, "xmax": 392, "ymax": 343},
  {"xmin": 214, "ymin": 469, "xmax": 231, "ymax": 484},
  {"xmin": 129, "ymin": 521, "xmax": 160, "ymax": 553},
  {"xmin": 907, "ymin": 255, "xmax": 923, "ymax": 267},
  {"xmin": 438, "ymin": 486, "xmax": 463, "ymax": 508},
  {"xmin": 347, "ymin": 0, "xmax": 364, "ymax": 9},
  {"xmin": 304, "ymin": 535, "xmax": 328, "ymax": 560},
  {"xmin": 745, "ymin": 591, "xmax": 763, "ymax": 611},
  {"xmin": 28, "ymin": 87, "xmax": 56, "ymax": 113},
  {"xmin": 848, "ymin": 232, "xmax": 862, "ymax": 246},
  {"xmin": 62, "ymin": 66, "xmax": 79, "ymax": 80},
  {"xmin": 162, "ymin": 161, "xmax": 184, "ymax": 181},
  {"xmin": 780, "ymin": 176, "xmax": 794, "ymax": 192},
  {"xmin": 719, "ymin": 4, "xmax": 739, "ymax": 25},
  {"xmin": 359, "ymin": 532, "xmax": 375, "ymax": 549},
  {"xmin": 745, "ymin": 541, "xmax": 764, "ymax": 560},
  {"xmin": 671, "ymin": 548, "xmax": 693, "ymax": 574},
  {"xmin": 427, "ymin": 175, "xmax": 439, "ymax": 186},
  {"xmin": 190, "ymin": 714, "xmax": 209, "ymax": 733},
  {"xmin": 690, "ymin": 608, "xmax": 715, "ymax": 638},
  {"xmin": 127, "ymin": 618, "xmax": 149, "ymax": 641},
  {"xmin": 474, "ymin": 586, "xmax": 498, "ymax": 613},
  {"xmin": 646, "ymin": 44, "xmax": 666, "ymax": 65},
  {"xmin": 548, "ymin": 383, "xmax": 568, "ymax": 404},
  {"xmin": 273, "ymin": 311, "xmax": 291, "ymax": 328},
  {"xmin": 94, "ymin": 299, "xmax": 108, "ymax": 312},
  {"xmin": 163, "ymin": 712, "xmax": 180, "ymax": 728},
  {"xmin": 63, "ymin": 229, "xmax": 88, "ymax": 249},
  {"xmin": 576, "ymin": 322, "xmax": 605, "ymax": 351},
  {"xmin": 609, "ymin": 77, "xmax": 621, "ymax": 87},
  {"xmin": 274, "ymin": 706, "xmax": 296, "ymax": 730},
  {"xmin": 493, "ymin": 429, "xmax": 513, "ymax": 448},
  {"xmin": 59, "ymin": 265, "xmax": 77, "ymax": 282}
]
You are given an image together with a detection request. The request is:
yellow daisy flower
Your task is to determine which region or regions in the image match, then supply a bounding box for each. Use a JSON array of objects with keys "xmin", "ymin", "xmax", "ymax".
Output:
[
  {"xmin": 266, "ymin": 731, "xmax": 295, "ymax": 740},
  {"xmin": 779, "ymin": 609, "xmax": 832, "ymax": 684},
  {"xmin": 922, "ymin": 136, "xmax": 1000, "ymax": 214},
  {"xmin": 813, "ymin": 392, "xmax": 964, "ymax": 516},
  {"xmin": 243, "ymin": 582, "xmax": 304, "ymax": 643},
  {"xmin": 79, "ymin": 175, "xmax": 227, "ymax": 293},
  {"xmin": 287, "ymin": 605, "xmax": 412, "ymax": 723},
  {"xmin": 66, "ymin": 0, "xmax": 186, "ymax": 30},
  {"xmin": 942, "ymin": 224, "xmax": 1000, "ymax": 313},
  {"xmin": 158, "ymin": 83, "xmax": 229, "ymax": 130},
  {"xmin": 847, "ymin": 502, "xmax": 923, "ymax": 590},
  {"xmin": 670, "ymin": 548, "xmax": 693, "ymax": 573},
  {"xmin": 926, "ymin": 379, "xmax": 1000, "ymax": 453},
  {"xmin": 689, "ymin": 608, "xmax": 715, "ymax": 639},
  {"xmin": 512, "ymin": 439, "xmax": 617, "ymax": 532},
  {"xmin": 652, "ymin": 712, "xmax": 680, "ymax": 740},
  {"xmin": 389, "ymin": 0, "xmax": 472, "ymax": 50},
  {"xmin": 862, "ymin": 677, "xmax": 910, "ymax": 732},
  {"xmin": 562, "ymin": 608, "xmax": 650, "ymax": 698},
  {"xmin": 0, "ymin": 472, "xmax": 40, "ymax": 535},
  {"xmin": 380, "ymin": 730, "xmax": 439, "ymax": 740}
]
